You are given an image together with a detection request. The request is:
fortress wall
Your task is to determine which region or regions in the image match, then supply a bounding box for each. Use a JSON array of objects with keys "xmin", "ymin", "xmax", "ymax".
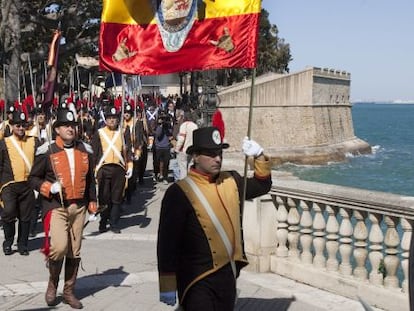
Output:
[{"xmin": 218, "ymin": 67, "xmax": 370, "ymax": 164}]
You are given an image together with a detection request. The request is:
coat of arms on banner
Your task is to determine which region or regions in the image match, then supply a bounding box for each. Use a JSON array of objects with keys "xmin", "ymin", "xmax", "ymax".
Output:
[{"xmin": 152, "ymin": 0, "xmax": 198, "ymax": 52}]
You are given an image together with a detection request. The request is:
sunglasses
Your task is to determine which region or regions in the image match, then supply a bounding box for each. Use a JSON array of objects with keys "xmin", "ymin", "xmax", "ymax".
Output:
[
  {"xmin": 198, "ymin": 150, "xmax": 223, "ymax": 158},
  {"xmin": 14, "ymin": 124, "xmax": 26, "ymax": 128}
]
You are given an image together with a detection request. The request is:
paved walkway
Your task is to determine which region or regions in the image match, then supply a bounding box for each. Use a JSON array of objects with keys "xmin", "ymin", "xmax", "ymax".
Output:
[{"xmin": 0, "ymin": 155, "xmax": 381, "ymax": 310}]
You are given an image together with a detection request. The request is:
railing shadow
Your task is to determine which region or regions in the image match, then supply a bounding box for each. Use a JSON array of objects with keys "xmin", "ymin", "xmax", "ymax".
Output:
[
  {"xmin": 75, "ymin": 265, "xmax": 129, "ymax": 300},
  {"xmin": 120, "ymin": 181, "xmax": 156, "ymax": 229},
  {"xmin": 235, "ymin": 297, "xmax": 296, "ymax": 310}
]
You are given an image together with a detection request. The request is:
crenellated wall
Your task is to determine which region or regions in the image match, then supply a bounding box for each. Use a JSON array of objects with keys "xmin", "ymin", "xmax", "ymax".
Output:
[{"xmin": 218, "ymin": 67, "xmax": 371, "ymax": 165}]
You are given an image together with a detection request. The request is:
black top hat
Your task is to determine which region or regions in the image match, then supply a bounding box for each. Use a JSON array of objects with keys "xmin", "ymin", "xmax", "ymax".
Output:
[
  {"xmin": 9, "ymin": 110, "xmax": 27, "ymax": 125},
  {"xmin": 104, "ymin": 105, "xmax": 119, "ymax": 117},
  {"xmin": 53, "ymin": 108, "xmax": 78, "ymax": 128},
  {"xmin": 186, "ymin": 127, "xmax": 229, "ymax": 155}
]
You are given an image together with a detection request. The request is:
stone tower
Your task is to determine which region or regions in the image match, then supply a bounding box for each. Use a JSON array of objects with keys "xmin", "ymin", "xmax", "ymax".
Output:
[{"xmin": 217, "ymin": 66, "xmax": 371, "ymax": 165}]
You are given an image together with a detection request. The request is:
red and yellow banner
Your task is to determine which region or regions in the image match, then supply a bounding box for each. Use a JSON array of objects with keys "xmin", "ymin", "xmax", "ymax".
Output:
[{"xmin": 99, "ymin": 0, "xmax": 261, "ymax": 75}]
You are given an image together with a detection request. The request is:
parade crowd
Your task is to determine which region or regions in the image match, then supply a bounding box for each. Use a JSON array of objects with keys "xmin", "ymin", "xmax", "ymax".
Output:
[{"xmin": 0, "ymin": 89, "xmax": 272, "ymax": 310}]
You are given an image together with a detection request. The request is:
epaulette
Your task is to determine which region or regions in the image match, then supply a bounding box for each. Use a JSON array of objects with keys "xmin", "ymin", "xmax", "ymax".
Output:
[
  {"xmin": 36, "ymin": 141, "xmax": 52, "ymax": 155},
  {"xmin": 82, "ymin": 141, "xmax": 93, "ymax": 154}
]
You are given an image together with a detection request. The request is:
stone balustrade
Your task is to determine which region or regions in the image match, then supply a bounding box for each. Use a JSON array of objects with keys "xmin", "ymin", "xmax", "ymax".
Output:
[{"xmin": 243, "ymin": 175, "xmax": 414, "ymax": 311}]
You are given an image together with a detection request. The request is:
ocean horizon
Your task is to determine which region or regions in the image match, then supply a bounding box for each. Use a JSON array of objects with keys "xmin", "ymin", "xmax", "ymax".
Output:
[{"xmin": 277, "ymin": 102, "xmax": 414, "ymax": 197}]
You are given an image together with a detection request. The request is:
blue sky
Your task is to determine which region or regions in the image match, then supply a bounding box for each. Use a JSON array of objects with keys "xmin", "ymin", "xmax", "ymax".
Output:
[{"xmin": 261, "ymin": 0, "xmax": 414, "ymax": 102}]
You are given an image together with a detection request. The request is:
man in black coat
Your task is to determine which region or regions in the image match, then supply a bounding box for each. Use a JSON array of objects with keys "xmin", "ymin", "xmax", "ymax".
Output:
[{"xmin": 157, "ymin": 127, "xmax": 272, "ymax": 310}]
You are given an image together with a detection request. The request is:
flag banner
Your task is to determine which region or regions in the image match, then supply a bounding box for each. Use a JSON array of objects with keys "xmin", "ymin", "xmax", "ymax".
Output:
[
  {"xmin": 99, "ymin": 0, "xmax": 261, "ymax": 75},
  {"xmin": 43, "ymin": 30, "xmax": 61, "ymax": 106}
]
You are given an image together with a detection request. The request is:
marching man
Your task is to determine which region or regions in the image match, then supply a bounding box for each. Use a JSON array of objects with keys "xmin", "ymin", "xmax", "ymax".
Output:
[
  {"xmin": 0, "ymin": 110, "xmax": 38, "ymax": 256},
  {"xmin": 29, "ymin": 108, "xmax": 97, "ymax": 308},
  {"xmin": 91, "ymin": 103, "xmax": 133, "ymax": 233}
]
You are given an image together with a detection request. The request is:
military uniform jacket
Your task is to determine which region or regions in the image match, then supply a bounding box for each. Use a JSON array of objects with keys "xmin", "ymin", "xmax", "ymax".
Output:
[
  {"xmin": 28, "ymin": 136, "xmax": 97, "ymax": 217},
  {"xmin": 157, "ymin": 158, "xmax": 272, "ymax": 303},
  {"xmin": 91, "ymin": 126, "xmax": 133, "ymax": 172},
  {"xmin": 0, "ymin": 134, "xmax": 37, "ymax": 188}
]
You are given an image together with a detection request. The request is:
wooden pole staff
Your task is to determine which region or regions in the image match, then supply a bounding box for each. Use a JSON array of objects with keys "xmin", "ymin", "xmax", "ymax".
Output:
[
  {"xmin": 2, "ymin": 65, "xmax": 6, "ymax": 121},
  {"xmin": 241, "ymin": 68, "xmax": 257, "ymax": 213}
]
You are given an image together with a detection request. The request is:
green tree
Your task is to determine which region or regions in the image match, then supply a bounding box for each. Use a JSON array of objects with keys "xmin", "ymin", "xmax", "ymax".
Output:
[
  {"xmin": 0, "ymin": 0, "xmax": 102, "ymax": 103},
  {"xmin": 257, "ymin": 8, "xmax": 291, "ymax": 75}
]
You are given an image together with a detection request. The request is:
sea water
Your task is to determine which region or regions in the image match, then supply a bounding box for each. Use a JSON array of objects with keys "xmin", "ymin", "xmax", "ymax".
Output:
[{"xmin": 278, "ymin": 103, "xmax": 414, "ymax": 197}]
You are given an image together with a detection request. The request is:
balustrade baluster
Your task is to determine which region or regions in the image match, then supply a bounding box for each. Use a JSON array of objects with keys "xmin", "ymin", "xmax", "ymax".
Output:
[
  {"xmin": 275, "ymin": 196, "xmax": 288, "ymax": 257},
  {"xmin": 326, "ymin": 205, "xmax": 339, "ymax": 272},
  {"xmin": 287, "ymin": 198, "xmax": 300, "ymax": 261},
  {"xmin": 312, "ymin": 203, "xmax": 326, "ymax": 268},
  {"xmin": 353, "ymin": 210, "xmax": 368, "ymax": 280},
  {"xmin": 339, "ymin": 208, "xmax": 353, "ymax": 275},
  {"xmin": 300, "ymin": 200, "xmax": 313, "ymax": 264},
  {"xmin": 400, "ymin": 218, "xmax": 412, "ymax": 293},
  {"xmin": 368, "ymin": 213, "xmax": 384, "ymax": 285},
  {"xmin": 383, "ymin": 216, "xmax": 400, "ymax": 288}
]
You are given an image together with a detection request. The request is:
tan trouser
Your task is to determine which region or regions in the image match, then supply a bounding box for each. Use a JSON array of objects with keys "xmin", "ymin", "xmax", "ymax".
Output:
[{"xmin": 49, "ymin": 204, "xmax": 86, "ymax": 261}]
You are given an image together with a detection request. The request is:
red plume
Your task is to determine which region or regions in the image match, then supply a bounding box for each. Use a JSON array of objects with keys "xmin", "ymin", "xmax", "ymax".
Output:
[
  {"xmin": 21, "ymin": 101, "xmax": 29, "ymax": 117},
  {"xmin": 0, "ymin": 99, "xmax": 5, "ymax": 111},
  {"xmin": 212, "ymin": 109, "xmax": 225, "ymax": 140},
  {"xmin": 24, "ymin": 95, "xmax": 35, "ymax": 110},
  {"xmin": 129, "ymin": 98, "xmax": 135, "ymax": 110}
]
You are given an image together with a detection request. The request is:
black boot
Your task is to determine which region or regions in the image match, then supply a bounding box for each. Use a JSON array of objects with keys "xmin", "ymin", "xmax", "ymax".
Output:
[
  {"xmin": 99, "ymin": 207, "xmax": 109, "ymax": 233},
  {"xmin": 2, "ymin": 221, "xmax": 15, "ymax": 255},
  {"xmin": 110, "ymin": 204, "xmax": 121, "ymax": 233},
  {"xmin": 45, "ymin": 259, "xmax": 63, "ymax": 306},
  {"xmin": 17, "ymin": 221, "xmax": 30, "ymax": 255},
  {"xmin": 63, "ymin": 257, "xmax": 83, "ymax": 309},
  {"xmin": 29, "ymin": 205, "xmax": 40, "ymax": 237}
]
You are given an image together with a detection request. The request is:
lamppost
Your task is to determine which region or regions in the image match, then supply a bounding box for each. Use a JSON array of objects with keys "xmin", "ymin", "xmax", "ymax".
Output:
[{"xmin": 200, "ymin": 74, "xmax": 217, "ymax": 126}]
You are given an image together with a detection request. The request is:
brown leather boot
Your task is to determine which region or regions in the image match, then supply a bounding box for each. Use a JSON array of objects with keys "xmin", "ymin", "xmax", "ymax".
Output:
[
  {"xmin": 63, "ymin": 257, "xmax": 83, "ymax": 309},
  {"xmin": 45, "ymin": 259, "xmax": 63, "ymax": 306}
]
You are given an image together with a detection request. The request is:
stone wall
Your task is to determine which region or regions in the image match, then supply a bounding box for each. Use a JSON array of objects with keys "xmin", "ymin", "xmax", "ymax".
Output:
[{"xmin": 218, "ymin": 67, "xmax": 371, "ymax": 165}]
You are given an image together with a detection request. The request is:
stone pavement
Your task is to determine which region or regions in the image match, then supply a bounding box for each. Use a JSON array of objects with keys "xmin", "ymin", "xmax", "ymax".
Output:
[{"xmin": 0, "ymin": 155, "xmax": 381, "ymax": 310}]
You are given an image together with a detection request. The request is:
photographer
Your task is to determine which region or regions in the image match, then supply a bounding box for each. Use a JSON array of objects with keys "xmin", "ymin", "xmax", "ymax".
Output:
[{"xmin": 154, "ymin": 113, "xmax": 172, "ymax": 184}]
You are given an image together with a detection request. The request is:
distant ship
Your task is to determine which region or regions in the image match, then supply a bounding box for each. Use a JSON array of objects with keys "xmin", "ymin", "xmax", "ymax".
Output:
[{"xmin": 392, "ymin": 99, "xmax": 414, "ymax": 104}]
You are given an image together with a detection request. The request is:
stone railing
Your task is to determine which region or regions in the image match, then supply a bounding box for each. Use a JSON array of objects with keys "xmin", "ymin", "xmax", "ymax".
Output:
[{"xmin": 243, "ymin": 176, "xmax": 414, "ymax": 311}]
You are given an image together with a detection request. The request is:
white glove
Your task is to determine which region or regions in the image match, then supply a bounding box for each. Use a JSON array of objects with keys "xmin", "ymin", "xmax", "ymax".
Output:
[
  {"xmin": 88, "ymin": 214, "xmax": 98, "ymax": 222},
  {"xmin": 242, "ymin": 137, "xmax": 263, "ymax": 157},
  {"xmin": 50, "ymin": 182, "xmax": 62, "ymax": 194},
  {"xmin": 125, "ymin": 167, "xmax": 133, "ymax": 179}
]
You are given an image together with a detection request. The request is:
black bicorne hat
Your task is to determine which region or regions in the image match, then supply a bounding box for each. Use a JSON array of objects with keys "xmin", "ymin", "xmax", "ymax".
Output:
[{"xmin": 186, "ymin": 127, "xmax": 229, "ymax": 155}]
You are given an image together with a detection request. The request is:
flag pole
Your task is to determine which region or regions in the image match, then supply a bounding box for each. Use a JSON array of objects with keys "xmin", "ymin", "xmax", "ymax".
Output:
[
  {"xmin": 2, "ymin": 65, "xmax": 6, "ymax": 121},
  {"xmin": 241, "ymin": 68, "xmax": 257, "ymax": 213}
]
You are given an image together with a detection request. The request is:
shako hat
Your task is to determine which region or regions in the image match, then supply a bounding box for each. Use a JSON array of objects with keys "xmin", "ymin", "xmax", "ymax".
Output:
[
  {"xmin": 34, "ymin": 103, "xmax": 47, "ymax": 115},
  {"xmin": 10, "ymin": 110, "xmax": 27, "ymax": 125},
  {"xmin": 7, "ymin": 103, "xmax": 15, "ymax": 113},
  {"xmin": 53, "ymin": 108, "xmax": 77, "ymax": 128},
  {"xmin": 186, "ymin": 126, "xmax": 229, "ymax": 155},
  {"xmin": 104, "ymin": 105, "xmax": 120, "ymax": 117},
  {"xmin": 124, "ymin": 103, "xmax": 133, "ymax": 113}
]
